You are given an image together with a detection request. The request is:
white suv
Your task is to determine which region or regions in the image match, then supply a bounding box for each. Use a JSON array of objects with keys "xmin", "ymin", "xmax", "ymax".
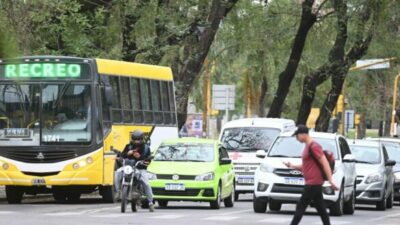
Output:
[{"xmin": 253, "ymin": 132, "xmax": 357, "ymax": 216}]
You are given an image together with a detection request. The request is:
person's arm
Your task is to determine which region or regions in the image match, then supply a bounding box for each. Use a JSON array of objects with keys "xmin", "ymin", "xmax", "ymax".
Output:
[{"xmin": 317, "ymin": 155, "xmax": 339, "ymax": 191}]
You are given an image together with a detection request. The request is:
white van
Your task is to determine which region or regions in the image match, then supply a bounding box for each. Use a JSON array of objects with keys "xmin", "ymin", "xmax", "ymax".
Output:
[{"xmin": 219, "ymin": 118, "xmax": 296, "ymax": 200}]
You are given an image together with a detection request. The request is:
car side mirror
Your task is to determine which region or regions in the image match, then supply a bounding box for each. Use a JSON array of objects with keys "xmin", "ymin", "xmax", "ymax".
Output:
[
  {"xmin": 105, "ymin": 86, "xmax": 113, "ymax": 106},
  {"xmin": 385, "ymin": 160, "xmax": 396, "ymax": 167},
  {"xmin": 343, "ymin": 154, "xmax": 355, "ymax": 163},
  {"xmin": 256, "ymin": 150, "xmax": 266, "ymax": 159},
  {"xmin": 220, "ymin": 157, "xmax": 232, "ymax": 165}
]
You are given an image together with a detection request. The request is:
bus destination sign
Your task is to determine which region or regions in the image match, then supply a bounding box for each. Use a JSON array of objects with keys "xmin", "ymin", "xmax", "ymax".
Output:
[{"xmin": 0, "ymin": 63, "xmax": 86, "ymax": 79}]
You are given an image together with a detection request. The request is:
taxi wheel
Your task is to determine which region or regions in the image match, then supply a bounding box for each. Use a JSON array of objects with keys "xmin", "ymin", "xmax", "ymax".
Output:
[
  {"xmin": 210, "ymin": 185, "xmax": 222, "ymax": 209},
  {"xmin": 224, "ymin": 190, "xmax": 234, "ymax": 208},
  {"xmin": 6, "ymin": 186, "xmax": 24, "ymax": 204},
  {"xmin": 158, "ymin": 200, "xmax": 168, "ymax": 208}
]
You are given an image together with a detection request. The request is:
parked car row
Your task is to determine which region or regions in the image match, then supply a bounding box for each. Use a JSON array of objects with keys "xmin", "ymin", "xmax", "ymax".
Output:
[{"xmin": 144, "ymin": 118, "xmax": 400, "ymax": 216}]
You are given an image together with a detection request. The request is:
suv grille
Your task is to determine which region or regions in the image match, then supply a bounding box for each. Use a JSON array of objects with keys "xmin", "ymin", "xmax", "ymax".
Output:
[
  {"xmin": 0, "ymin": 150, "xmax": 78, "ymax": 163},
  {"xmin": 271, "ymin": 184, "xmax": 304, "ymax": 194},
  {"xmin": 273, "ymin": 168, "xmax": 303, "ymax": 177}
]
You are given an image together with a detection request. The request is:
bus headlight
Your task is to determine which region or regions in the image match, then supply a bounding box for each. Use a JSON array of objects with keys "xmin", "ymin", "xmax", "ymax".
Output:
[
  {"xmin": 86, "ymin": 157, "xmax": 93, "ymax": 164},
  {"xmin": 73, "ymin": 163, "xmax": 80, "ymax": 170},
  {"xmin": 2, "ymin": 162, "xmax": 9, "ymax": 170}
]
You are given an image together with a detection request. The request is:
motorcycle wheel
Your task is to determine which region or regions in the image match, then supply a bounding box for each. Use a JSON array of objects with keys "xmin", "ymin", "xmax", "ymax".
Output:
[{"xmin": 121, "ymin": 186, "xmax": 129, "ymax": 213}]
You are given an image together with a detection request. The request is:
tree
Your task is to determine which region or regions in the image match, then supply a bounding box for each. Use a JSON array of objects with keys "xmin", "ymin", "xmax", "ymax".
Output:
[
  {"xmin": 315, "ymin": 0, "xmax": 385, "ymax": 131},
  {"xmin": 267, "ymin": 0, "xmax": 319, "ymax": 118}
]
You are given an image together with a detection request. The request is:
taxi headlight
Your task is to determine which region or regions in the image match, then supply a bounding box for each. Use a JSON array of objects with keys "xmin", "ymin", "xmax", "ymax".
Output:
[
  {"xmin": 365, "ymin": 173, "xmax": 383, "ymax": 184},
  {"xmin": 123, "ymin": 166, "xmax": 133, "ymax": 175},
  {"xmin": 195, "ymin": 172, "xmax": 214, "ymax": 181},
  {"xmin": 260, "ymin": 163, "xmax": 274, "ymax": 173}
]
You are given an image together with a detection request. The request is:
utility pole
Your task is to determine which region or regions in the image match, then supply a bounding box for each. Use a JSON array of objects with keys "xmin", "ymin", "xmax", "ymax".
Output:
[{"xmin": 202, "ymin": 59, "xmax": 210, "ymax": 138}]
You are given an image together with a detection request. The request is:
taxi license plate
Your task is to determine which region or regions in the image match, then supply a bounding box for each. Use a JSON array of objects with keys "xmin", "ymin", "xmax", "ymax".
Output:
[
  {"xmin": 32, "ymin": 178, "xmax": 46, "ymax": 186},
  {"xmin": 284, "ymin": 178, "xmax": 304, "ymax": 185},
  {"xmin": 165, "ymin": 183, "xmax": 185, "ymax": 191},
  {"xmin": 238, "ymin": 178, "xmax": 254, "ymax": 184}
]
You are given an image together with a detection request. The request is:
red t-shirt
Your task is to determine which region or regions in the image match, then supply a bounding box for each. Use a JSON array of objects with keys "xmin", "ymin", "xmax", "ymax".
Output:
[{"xmin": 302, "ymin": 141, "xmax": 324, "ymax": 185}]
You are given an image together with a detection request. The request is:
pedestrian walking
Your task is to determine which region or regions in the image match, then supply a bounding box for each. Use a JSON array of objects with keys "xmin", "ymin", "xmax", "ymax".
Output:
[{"xmin": 283, "ymin": 125, "xmax": 339, "ymax": 225}]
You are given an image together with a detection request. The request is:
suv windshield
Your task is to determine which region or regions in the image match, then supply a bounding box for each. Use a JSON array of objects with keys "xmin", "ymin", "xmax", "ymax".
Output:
[
  {"xmin": 268, "ymin": 136, "xmax": 339, "ymax": 159},
  {"xmin": 154, "ymin": 143, "xmax": 214, "ymax": 162},
  {"xmin": 349, "ymin": 145, "xmax": 381, "ymax": 164},
  {"xmin": 220, "ymin": 127, "xmax": 280, "ymax": 151},
  {"xmin": 382, "ymin": 141, "xmax": 400, "ymax": 164},
  {"xmin": 0, "ymin": 83, "xmax": 92, "ymax": 146}
]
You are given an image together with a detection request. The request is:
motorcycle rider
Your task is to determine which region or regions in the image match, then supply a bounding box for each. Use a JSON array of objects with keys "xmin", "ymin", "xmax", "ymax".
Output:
[{"xmin": 115, "ymin": 129, "xmax": 155, "ymax": 212}]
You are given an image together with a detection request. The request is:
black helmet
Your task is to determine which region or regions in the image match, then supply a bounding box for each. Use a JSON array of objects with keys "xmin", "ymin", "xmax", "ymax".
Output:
[{"xmin": 131, "ymin": 130, "xmax": 144, "ymax": 142}]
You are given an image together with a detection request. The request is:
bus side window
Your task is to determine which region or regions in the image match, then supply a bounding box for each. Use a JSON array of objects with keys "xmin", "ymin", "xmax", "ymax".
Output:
[
  {"xmin": 130, "ymin": 78, "xmax": 144, "ymax": 123},
  {"xmin": 100, "ymin": 86, "xmax": 112, "ymax": 136},
  {"xmin": 110, "ymin": 76, "xmax": 122, "ymax": 123}
]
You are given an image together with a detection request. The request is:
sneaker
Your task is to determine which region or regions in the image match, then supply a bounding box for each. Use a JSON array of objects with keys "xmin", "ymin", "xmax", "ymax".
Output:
[
  {"xmin": 115, "ymin": 190, "xmax": 121, "ymax": 200},
  {"xmin": 149, "ymin": 203, "xmax": 155, "ymax": 212}
]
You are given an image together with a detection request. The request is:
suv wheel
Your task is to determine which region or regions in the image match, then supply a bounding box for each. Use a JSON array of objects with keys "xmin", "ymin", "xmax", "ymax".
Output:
[
  {"xmin": 330, "ymin": 186, "xmax": 344, "ymax": 216},
  {"xmin": 269, "ymin": 200, "xmax": 282, "ymax": 211},
  {"xmin": 386, "ymin": 187, "xmax": 394, "ymax": 209},
  {"xmin": 253, "ymin": 194, "xmax": 267, "ymax": 213},
  {"xmin": 376, "ymin": 190, "xmax": 387, "ymax": 211},
  {"xmin": 343, "ymin": 187, "xmax": 355, "ymax": 215}
]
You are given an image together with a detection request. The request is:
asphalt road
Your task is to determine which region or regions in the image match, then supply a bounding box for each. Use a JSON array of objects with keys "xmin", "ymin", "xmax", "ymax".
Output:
[{"xmin": 0, "ymin": 193, "xmax": 399, "ymax": 225}]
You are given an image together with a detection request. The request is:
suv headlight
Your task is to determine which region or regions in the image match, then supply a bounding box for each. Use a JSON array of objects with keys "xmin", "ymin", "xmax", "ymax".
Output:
[
  {"xmin": 195, "ymin": 172, "xmax": 214, "ymax": 181},
  {"xmin": 365, "ymin": 173, "xmax": 383, "ymax": 184},
  {"xmin": 395, "ymin": 172, "xmax": 400, "ymax": 182},
  {"xmin": 147, "ymin": 172, "xmax": 157, "ymax": 180},
  {"xmin": 259, "ymin": 163, "xmax": 274, "ymax": 173}
]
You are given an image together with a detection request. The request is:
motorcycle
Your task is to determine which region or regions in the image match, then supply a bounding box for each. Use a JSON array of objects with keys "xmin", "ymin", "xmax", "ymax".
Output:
[{"xmin": 120, "ymin": 159, "xmax": 146, "ymax": 213}]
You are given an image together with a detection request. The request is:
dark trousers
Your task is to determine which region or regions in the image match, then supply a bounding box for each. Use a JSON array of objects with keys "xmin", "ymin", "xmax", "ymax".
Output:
[{"xmin": 290, "ymin": 185, "xmax": 331, "ymax": 225}]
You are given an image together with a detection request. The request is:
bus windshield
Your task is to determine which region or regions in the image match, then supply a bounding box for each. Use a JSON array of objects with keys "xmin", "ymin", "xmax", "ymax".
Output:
[{"xmin": 0, "ymin": 83, "xmax": 92, "ymax": 145}]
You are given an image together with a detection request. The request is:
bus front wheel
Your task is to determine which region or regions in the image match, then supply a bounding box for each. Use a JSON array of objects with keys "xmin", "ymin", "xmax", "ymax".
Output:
[
  {"xmin": 6, "ymin": 186, "xmax": 24, "ymax": 204},
  {"xmin": 100, "ymin": 185, "xmax": 117, "ymax": 203}
]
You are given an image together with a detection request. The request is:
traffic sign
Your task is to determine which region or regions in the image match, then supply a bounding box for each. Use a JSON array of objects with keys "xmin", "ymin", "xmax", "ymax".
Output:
[{"xmin": 212, "ymin": 85, "xmax": 235, "ymax": 110}]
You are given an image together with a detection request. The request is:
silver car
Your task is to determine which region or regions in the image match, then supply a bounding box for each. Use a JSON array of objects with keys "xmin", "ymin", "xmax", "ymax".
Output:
[{"xmin": 348, "ymin": 140, "xmax": 396, "ymax": 210}]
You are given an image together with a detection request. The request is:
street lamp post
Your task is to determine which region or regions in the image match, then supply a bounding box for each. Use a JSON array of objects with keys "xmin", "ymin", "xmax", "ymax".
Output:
[{"xmin": 390, "ymin": 73, "xmax": 400, "ymax": 137}]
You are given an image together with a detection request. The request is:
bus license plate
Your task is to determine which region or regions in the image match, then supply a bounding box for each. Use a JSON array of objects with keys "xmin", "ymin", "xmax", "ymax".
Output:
[
  {"xmin": 284, "ymin": 178, "xmax": 304, "ymax": 185},
  {"xmin": 32, "ymin": 178, "xmax": 46, "ymax": 186},
  {"xmin": 238, "ymin": 178, "xmax": 254, "ymax": 184},
  {"xmin": 165, "ymin": 183, "xmax": 185, "ymax": 191}
]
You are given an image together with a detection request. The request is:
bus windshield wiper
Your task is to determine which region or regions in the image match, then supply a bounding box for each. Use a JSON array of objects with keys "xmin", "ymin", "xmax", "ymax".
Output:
[{"xmin": 53, "ymin": 81, "xmax": 71, "ymax": 109}]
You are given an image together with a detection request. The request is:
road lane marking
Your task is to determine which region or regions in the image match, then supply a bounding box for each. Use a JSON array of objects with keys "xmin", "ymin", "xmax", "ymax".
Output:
[
  {"xmin": 43, "ymin": 212, "xmax": 84, "ymax": 216},
  {"xmin": 204, "ymin": 216, "xmax": 239, "ymax": 221},
  {"xmin": 313, "ymin": 221, "xmax": 350, "ymax": 225},
  {"xmin": 151, "ymin": 214, "xmax": 185, "ymax": 219},
  {"xmin": 0, "ymin": 211, "xmax": 15, "ymax": 214},
  {"xmin": 219, "ymin": 209, "xmax": 252, "ymax": 216},
  {"xmin": 258, "ymin": 218, "xmax": 291, "ymax": 223},
  {"xmin": 370, "ymin": 212, "xmax": 400, "ymax": 221}
]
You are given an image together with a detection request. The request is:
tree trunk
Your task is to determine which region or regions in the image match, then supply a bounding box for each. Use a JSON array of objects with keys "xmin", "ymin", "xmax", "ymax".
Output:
[
  {"xmin": 297, "ymin": 0, "xmax": 348, "ymax": 125},
  {"xmin": 174, "ymin": 0, "xmax": 238, "ymax": 130},
  {"xmin": 267, "ymin": 0, "xmax": 316, "ymax": 118},
  {"xmin": 258, "ymin": 76, "xmax": 268, "ymax": 117},
  {"xmin": 315, "ymin": 2, "xmax": 379, "ymax": 131}
]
